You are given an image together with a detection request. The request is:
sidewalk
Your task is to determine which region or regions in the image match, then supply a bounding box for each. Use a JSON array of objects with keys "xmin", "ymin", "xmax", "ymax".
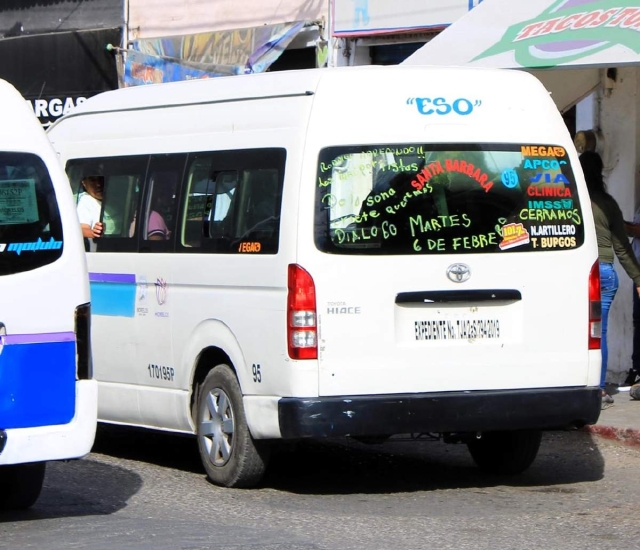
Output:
[{"xmin": 583, "ymin": 386, "xmax": 640, "ymax": 446}]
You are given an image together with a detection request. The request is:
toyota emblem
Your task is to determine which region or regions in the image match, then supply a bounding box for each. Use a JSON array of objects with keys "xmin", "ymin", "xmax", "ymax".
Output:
[{"xmin": 446, "ymin": 263, "xmax": 471, "ymax": 283}]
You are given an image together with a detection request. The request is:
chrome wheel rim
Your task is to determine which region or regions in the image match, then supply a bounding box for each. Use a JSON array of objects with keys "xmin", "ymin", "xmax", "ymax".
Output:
[{"xmin": 200, "ymin": 387, "xmax": 234, "ymax": 466}]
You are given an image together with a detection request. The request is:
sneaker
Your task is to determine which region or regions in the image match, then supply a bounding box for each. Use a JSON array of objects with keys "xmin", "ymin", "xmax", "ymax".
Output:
[{"xmin": 623, "ymin": 369, "xmax": 640, "ymax": 386}]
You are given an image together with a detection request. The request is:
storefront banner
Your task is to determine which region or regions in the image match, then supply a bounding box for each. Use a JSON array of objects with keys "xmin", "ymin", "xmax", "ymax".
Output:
[
  {"xmin": 124, "ymin": 21, "xmax": 305, "ymax": 86},
  {"xmin": 403, "ymin": 0, "xmax": 640, "ymax": 69},
  {"xmin": 332, "ymin": 0, "xmax": 484, "ymax": 36},
  {"xmin": 128, "ymin": 0, "xmax": 326, "ymax": 40},
  {"xmin": 124, "ymin": 51, "xmax": 225, "ymax": 86}
]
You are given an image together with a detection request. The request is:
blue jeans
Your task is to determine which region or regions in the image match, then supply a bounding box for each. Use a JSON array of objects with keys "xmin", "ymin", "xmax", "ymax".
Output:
[{"xmin": 600, "ymin": 262, "xmax": 619, "ymax": 389}]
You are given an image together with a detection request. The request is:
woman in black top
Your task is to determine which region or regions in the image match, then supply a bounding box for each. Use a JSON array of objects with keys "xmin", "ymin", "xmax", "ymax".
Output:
[{"xmin": 580, "ymin": 151, "xmax": 640, "ymax": 407}]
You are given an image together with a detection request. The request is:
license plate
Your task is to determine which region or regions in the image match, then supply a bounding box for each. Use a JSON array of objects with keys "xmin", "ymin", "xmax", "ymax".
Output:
[{"xmin": 414, "ymin": 318, "xmax": 501, "ymax": 341}]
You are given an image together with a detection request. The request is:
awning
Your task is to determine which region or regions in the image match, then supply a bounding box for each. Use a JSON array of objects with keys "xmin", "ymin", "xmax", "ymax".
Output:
[
  {"xmin": 402, "ymin": 0, "xmax": 640, "ymax": 112},
  {"xmin": 123, "ymin": 21, "xmax": 306, "ymax": 86}
]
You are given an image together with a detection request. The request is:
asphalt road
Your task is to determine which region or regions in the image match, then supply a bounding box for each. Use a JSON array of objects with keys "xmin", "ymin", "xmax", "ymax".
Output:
[{"xmin": 1, "ymin": 426, "xmax": 638, "ymax": 550}]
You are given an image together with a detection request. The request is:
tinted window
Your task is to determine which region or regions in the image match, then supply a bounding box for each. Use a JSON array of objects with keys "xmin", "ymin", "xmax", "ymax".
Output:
[
  {"xmin": 0, "ymin": 152, "xmax": 63, "ymax": 275},
  {"xmin": 315, "ymin": 143, "xmax": 584, "ymax": 255},
  {"xmin": 139, "ymin": 154, "xmax": 186, "ymax": 253},
  {"xmin": 179, "ymin": 148, "xmax": 285, "ymax": 254},
  {"xmin": 67, "ymin": 156, "xmax": 149, "ymax": 253}
]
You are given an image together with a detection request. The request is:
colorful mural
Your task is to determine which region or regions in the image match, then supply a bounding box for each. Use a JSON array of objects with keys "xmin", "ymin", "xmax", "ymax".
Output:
[{"xmin": 124, "ymin": 21, "xmax": 305, "ymax": 86}]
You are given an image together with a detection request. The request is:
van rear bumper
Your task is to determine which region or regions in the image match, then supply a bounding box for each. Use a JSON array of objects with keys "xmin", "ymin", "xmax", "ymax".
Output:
[{"xmin": 278, "ymin": 387, "xmax": 601, "ymax": 439}]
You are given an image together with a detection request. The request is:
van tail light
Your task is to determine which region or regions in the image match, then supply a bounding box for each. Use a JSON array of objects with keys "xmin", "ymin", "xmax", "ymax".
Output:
[
  {"xmin": 588, "ymin": 260, "xmax": 602, "ymax": 350},
  {"xmin": 287, "ymin": 264, "xmax": 317, "ymax": 360},
  {"xmin": 75, "ymin": 302, "xmax": 93, "ymax": 379}
]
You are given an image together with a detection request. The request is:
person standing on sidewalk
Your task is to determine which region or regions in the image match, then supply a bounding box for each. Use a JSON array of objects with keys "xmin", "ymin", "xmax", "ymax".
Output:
[{"xmin": 580, "ymin": 151, "xmax": 640, "ymax": 407}]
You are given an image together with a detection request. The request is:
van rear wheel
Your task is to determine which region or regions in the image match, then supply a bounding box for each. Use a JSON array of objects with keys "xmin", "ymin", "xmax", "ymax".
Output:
[
  {"xmin": 0, "ymin": 462, "xmax": 46, "ymax": 510},
  {"xmin": 467, "ymin": 430, "xmax": 542, "ymax": 475},
  {"xmin": 196, "ymin": 364, "xmax": 269, "ymax": 488}
]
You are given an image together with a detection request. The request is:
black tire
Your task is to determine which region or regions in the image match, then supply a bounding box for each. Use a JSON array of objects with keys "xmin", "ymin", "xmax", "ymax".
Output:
[
  {"xmin": 467, "ymin": 430, "xmax": 542, "ymax": 475},
  {"xmin": 196, "ymin": 364, "xmax": 269, "ymax": 488},
  {"xmin": 0, "ymin": 462, "xmax": 46, "ymax": 510}
]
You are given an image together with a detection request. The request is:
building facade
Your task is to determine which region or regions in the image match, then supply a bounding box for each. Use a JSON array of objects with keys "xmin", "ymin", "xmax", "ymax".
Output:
[{"xmin": 0, "ymin": 0, "xmax": 122, "ymax": 127}]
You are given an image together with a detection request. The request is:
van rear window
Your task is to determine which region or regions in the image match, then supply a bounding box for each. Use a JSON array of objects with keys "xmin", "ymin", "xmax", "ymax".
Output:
[
  {"xmin": 0, "ymin": 152, "xmax": 63, "ymax": 274},
  {"xmin": 314, "ymin": 143, "xmax": 584, "ymax": 255}
]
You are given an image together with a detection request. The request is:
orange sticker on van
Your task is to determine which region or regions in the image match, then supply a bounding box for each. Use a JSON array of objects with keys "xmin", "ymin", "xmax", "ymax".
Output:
[
  {"xmin": 499, "ymin": 223, "xmax": 530, "ymax": 251},
  {"xmin": 521, "ymin": 146, "xmax": 566, "ymax": 157},
  {"xmin": 238, "ymin": 242, "xmax": 262, "ymax": 253}
]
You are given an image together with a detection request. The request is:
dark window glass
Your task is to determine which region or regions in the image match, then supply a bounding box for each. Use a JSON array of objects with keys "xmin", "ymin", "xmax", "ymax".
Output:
[
  {"xmin": 0, "ymin": 152, "xmax": 63, "ymax": 275},
  {"xmin": 67, "ymin": 156, "xmax": 150, "ymax": 253},
  {"xmin": 139, "ymin": 154, "xmax": 186, "ymax": 253},
  {"xmin": 179, "ymin": 148, "xmax": 285, "ymax": 254},
  {"xmin": 315, "ymin": 143, "xmax": 584, "ymax": 255}
]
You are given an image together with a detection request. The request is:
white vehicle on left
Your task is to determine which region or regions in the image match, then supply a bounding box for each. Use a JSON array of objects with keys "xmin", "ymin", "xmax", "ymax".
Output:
[{"xmin": 0, "ymin": 79, "xmax": 96, "ymax": 509}]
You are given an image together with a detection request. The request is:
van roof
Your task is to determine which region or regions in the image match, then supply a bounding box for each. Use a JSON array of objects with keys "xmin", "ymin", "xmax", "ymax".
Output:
[
  {"xmin": 0, "ymin": 79, "xmax": 50, "ymax": 148},
  {"xmin": 51, "ymin": 65, "xmax": 540, "ymax": 124}
]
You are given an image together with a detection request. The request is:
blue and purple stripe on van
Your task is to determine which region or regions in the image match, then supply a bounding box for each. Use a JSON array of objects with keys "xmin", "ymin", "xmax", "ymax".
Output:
[
  {"xmin": 0, "ymin": 331, "xmax": 76, "ymax": 429},
  {"xmin": 89, "ymin": 272, "xmax": 137, "ymax": 318}
]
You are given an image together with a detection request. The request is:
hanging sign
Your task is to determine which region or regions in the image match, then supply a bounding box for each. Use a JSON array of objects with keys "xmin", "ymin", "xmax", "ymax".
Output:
[{"xmin": 404, "ymin": 0, "xmax": 640, "ymax": 70}]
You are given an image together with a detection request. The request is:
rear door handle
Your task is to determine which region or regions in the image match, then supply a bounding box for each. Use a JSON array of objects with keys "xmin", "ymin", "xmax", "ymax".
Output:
[{"xmin": 395, "ymin": 289, "xmax": 522, "ymax": 304}]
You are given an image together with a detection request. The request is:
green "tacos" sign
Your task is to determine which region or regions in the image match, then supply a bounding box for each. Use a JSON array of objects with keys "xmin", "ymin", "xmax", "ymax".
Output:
[{"xmin": 474, "ymin": 0, "xmax": 640, "ymax": 68}]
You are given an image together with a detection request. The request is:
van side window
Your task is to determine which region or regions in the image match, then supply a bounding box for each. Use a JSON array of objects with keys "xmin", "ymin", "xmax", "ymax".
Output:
[
  {"xmin": 208, "ymin": 171, "xmax": 239, "ymax": 238},
  {"xmin": 143, "ymin": 173, "xmax": 178, "ymax": 242},
  {"xmin": 179, "ymin": 148, "xmax": 286, "ymax": 254},
  {"xmin": 139, "ymin": 154, "xmax": 186, "ymax": 252},
  {"xmin": 66, "ymin": 156, "xmax": 149, "ymax": 253}
]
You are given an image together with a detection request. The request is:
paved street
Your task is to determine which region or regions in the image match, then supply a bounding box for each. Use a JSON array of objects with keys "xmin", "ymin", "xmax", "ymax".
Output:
[{"xmin": 1, "ymin": 426, "xmax": 639, "ymax": 550}]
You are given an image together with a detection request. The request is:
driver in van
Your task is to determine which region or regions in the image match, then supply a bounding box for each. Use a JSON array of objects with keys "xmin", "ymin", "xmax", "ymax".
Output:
[{"xmin": 76, "ymin": 174, "xmax": 104, "ymax": 239}]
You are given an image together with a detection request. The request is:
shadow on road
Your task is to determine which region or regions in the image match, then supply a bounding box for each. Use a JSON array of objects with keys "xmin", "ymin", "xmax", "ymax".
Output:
[
  {"xmin": 91, "ymin": 424, "xmax": 204, "ymax": 474},
  {"xmin": 263, "ymin": 431, "xmax": 606, "ymax": 495},
  {"xmin": 0, "ymin": 458, "xmax": 142, "ymax": 522},
  {"xmin": 89, "ymin": 423, "xmax": 606, "ymax": 495}
]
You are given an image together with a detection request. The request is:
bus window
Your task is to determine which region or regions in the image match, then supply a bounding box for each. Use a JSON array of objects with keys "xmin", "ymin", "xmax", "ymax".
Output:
[{"xmin": 0, "ymin": 152, "xmax": 63, "ymax": 275}]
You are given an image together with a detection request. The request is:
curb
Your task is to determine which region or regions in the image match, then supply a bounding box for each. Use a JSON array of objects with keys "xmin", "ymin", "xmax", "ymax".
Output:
[{"xmin": 583, "ymin": 424, "xmax": 640, "ymax": 447}]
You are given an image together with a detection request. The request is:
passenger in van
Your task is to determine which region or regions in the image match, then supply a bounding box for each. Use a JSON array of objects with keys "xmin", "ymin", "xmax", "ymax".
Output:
[
  {"xmin": 145, "ymin": 188, "xmax": 172, "ymax": 241},
  {"xmin": 147, "ymin": 209, "xmax": 170, "ymax": 240},
  {"xmin": 580, "ymin": 151, "xmax": 640, "ymax": 408},
  {"xmin": 76, "ymin": 174, "xmax": 104, "ymax": 239}
]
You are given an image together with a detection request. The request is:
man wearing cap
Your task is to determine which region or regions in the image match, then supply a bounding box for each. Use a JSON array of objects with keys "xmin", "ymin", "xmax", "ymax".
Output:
[{"xmin": 76, "ymin": 174, "xmax": 104, "ymax": 240}]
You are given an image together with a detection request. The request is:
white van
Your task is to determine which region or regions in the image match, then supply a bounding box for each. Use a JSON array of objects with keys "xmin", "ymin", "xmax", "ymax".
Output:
[
  {"xmin": 0, "ymin": 80, "xmax": 96, "ymax": 508},
  {"xmin": 47, "ymin": 66, "xmax": 601, "ymax": 488}
]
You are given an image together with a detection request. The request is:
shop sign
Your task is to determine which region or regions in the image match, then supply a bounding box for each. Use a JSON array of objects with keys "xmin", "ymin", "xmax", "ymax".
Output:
[
  {"xmin": 475, "ymin": 0, "xmax": 640, "ymax": 68},
  {"xmin": 25, "ymin": 96, "xmax": 88, "ymax": 128}
]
